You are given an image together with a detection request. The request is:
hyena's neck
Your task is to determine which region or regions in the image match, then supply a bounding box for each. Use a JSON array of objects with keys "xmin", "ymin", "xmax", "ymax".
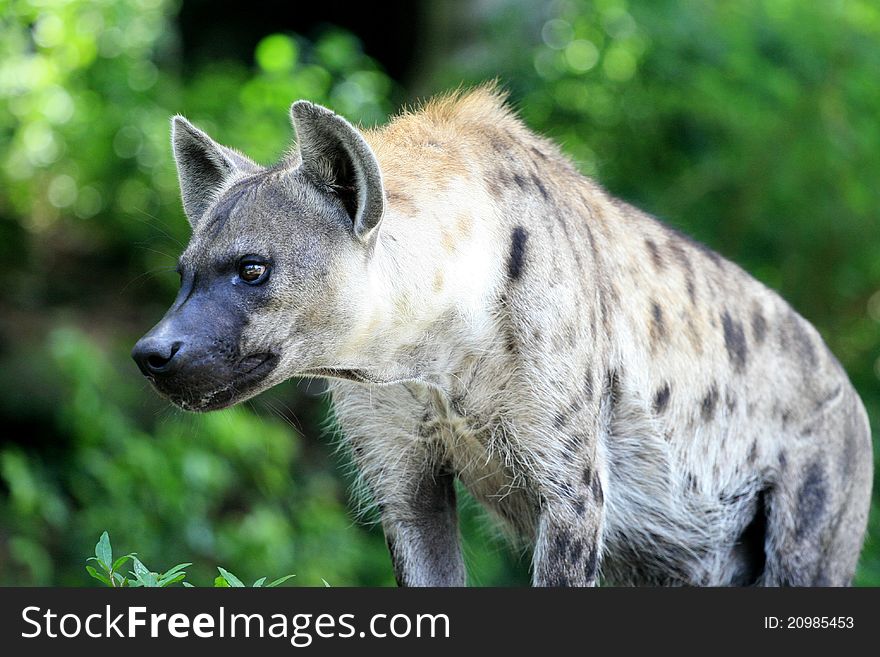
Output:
[
  {"xmin": 341, "ymin": 184, "xmax": 503, "ymax": 386},
  {"xmin": 344, "ymin": 84, "xmax": 637, "ymax": 389}
]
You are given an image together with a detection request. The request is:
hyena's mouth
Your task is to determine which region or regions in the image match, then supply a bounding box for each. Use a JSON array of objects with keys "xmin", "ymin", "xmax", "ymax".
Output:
[
  {"xmin": 162, "ymin": 352, "xmax": 280, "ymax": 412},
  {"xmin": 238, "ymin": 352, "xmax": 277, "ymax": 374}
]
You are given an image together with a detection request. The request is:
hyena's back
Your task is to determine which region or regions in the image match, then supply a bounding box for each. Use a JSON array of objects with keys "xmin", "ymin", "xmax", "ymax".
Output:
[
  {"xmin": 331, "ymin": 86, "xmax": 873, "ymax": 586},
  {"xmin": 581, "ymin": 200, "xmax": 874, "ymax": 586}
]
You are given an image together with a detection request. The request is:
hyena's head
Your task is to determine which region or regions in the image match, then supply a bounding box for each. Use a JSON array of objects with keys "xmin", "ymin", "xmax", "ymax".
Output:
[{"xmin": 132, "ymin": 102, "xmax": 385, "ymax": 411}]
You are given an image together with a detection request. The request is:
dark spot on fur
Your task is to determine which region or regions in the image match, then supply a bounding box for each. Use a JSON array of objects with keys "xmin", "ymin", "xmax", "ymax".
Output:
[
  {"xmin": 556, "ymin": 480, "xmax": 576, "ymax": 501},
  {"xmin": 780, "ymin": 409, "xmax": 791, "ymax": 427},
  {"xmin": 782, "ymin": 313, "xmax": 817, "ymax": 367},
  {"xmin": 505, "ymin": 332, "xmax": 517, "ymax": 354},
  {"xmin": 582, "ymin": 372, "xmax": 594, "ymax": 402},
  {"xmin": 599, "ymin": 291, "xmax": 611, "ymax": 332},
  {"xmin": 550, "ymin": 207, "xmax": 587, "ymax": 279},
  {"xmin": 725, "ymin": 391, "xmax": 736, "ymax": 413},
  {"xmin": 507, "ymin": 226, "xmax": 528, "ymax": 281},
  {"xmin": 591, "ymin": 476, "xmax": 603, "ymax": 504},
  {"xmin": 450, "ymin": 396, "xmax": 467, "ymax": 417},
  {"xmin": 778, "ymin": 451, "xmax": 788, "ymax": 470},
  {"xmin": 584, "ymin": 545, "xmax": 598, "ymax": 581},
  {"xmin": 562, "ymin": 435, "xmax": 581, "ymax": 455},
  {"xmin": 573, "ymin": 495, "xmax": 587, "ymax": 516},
  {"xmin": 645, "ymin": 239, "xmax": 663, "ymax": 270},
  {"xmin": 485, "ymin": 171, "xmax": 505, "ymax": 197},
  {"xmin": 417, "ymin": 409, "xmax": 435, "ymax": 438},
  {"xmin": 668, "ymin": 240, "xmax": 696, "ymax": 304},
  {"xmin": 751, "ymin": 308, "xmax": 767, "ymax": 344},
  {"xmin": 795, "ymin": 462, "xmax": 827, "ymax": 540},
  {"xmin": 553, "ymin": 411, "xmax": 567, "ymax": 430},
  {"xmin": 501, "ymin": 318, "xmax": 518, "ymax": 354},
  {"xmin": 721, "ymin": 310, "xmax": 748, "ymax": 371},
  {"xmin": 606, "ymin": 369, "xmax": 622, "ymax": 409},
  {"xmin": 660, "ymin": 221, "xmax": 723, "ymax": 267},
  {"xmin": 511, "ymin": 172, "xmax": 527, "ymax": 190},
  {"xmin": 488, "ymin": 134, "xmax": 509, "ymax": 155},
  {"xmin": 747, "ymin": 440, "xmax": 758, "ymax": 464},
  {"xmin": 581, "ymin": 468, "xmax": 593, "ymax": 494},
  {"xmin": 585, "ymin": 223, "xmax": 598, "ymax": 259},
  {"xmin": 701, "ymin": 384, "xmax": 719, "ymax": 422},
  {"xmin": 386, "ymin": 189, "xmax": 417, "ymax": 215},
  {"xmin": 551, "ymin": 531, "xmax": 572, "ymax": 561},
  {"xmin": 654, "ymin": 383, "xmax": 671, "ymax": 414},
  {"xmin": 650, "ymin": 301, "xmax": 666, "ymax": 347},
  {"xmin": 531, "ymin": 174, "xmax": 549, "ymax": 200}
]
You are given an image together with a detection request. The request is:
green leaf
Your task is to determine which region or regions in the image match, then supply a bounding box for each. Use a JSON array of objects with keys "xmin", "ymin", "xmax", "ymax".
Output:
[
  {"xmin": 266, "ymin": 574, "xmax": 296, "ymax": 587},
  {"xmin": 321, "ymin": 578, "xmax": 331, "ymax": 587},
  {"xmin": 217, "ymin": 567, "xmax": 245, "ymax": 587},
  {"xmin": 112, "ymin": 554, "xmax": 136, "ymax": 571},
  {"xmin": 214, "ymin": 576, "xmax": 230, "ymax": 588},
  {"xmin": 95, "ymin": 532, "xmax": 112, "ymax": 572},
  {"xmin": 140, "ymin": 571, "xmax": 159, "ymax": 587},
  {"xmin": 86, "ymin": 565, "xmax": 111, "ymax": 586},
  {"xmin": 252, "ymin": 577, "xmax": 266, "ymax": 587},
  {"xmin": 158, "ymin": 563, "xmax": 191, "ymax": 584},
  {"xmin": 132, "ymin": 557, "xmax": 150, "ymax": 579},
  {"xmin": 182, "ymin": 582, "xmax": 194, "ymax": 588},
  {"xmin": 131, "ymin": 558, "xmax": 159, "ymax": 587},
  {"xmin": 159, "ymin": 573, "xmax": 187, "ymax": 587}
]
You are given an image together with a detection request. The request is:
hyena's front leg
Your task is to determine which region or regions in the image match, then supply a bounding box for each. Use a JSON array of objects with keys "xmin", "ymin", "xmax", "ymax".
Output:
[
  {"xmin": 380, "ymin": 465, "xmax": 465, "ymax": 587},
  {"xmin": 516, "ymin": 395, "xmax": 606, "ymax": 587},
  {"xmin": 532, "ymin": 463, "xmax": 605, "ymax": 587},
  {"xmin": 349, "ymin": 431, "xmax": 465, "ymax": 587}
]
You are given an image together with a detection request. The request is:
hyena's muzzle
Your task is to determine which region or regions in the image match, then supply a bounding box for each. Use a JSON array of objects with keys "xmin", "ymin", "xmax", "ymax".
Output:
[{"xmin": 131, "ymin": 273, "xmax": 279, "ymax": 411}]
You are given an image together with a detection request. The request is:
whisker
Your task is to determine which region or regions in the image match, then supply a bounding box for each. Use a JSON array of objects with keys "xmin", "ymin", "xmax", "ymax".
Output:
[
  {"xmin": 134, "ymin": 244, "xmax": 180, "ymax": 262},
  {"xmin": 134, "ymin": 209, "xmax": 185, "ymax": 248},
  {"xmin": 119, "ymin": 266, "xmax": 178, "ymax": 294}
]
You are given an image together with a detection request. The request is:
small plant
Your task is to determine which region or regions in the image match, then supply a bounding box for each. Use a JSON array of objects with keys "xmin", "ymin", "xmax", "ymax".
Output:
[{"xmin": 86, "ymin": 531, "xmax": 296, "ymax": 588}]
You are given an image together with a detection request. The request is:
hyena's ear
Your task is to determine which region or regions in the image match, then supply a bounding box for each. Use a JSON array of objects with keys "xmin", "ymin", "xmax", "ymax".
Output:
[
  {"xmin": 171, "ymin": 116, "xmax": 257, "ymax": 229},
  {"xmin": 290, "ymin": 101, "xmax": 385, "ymax": 242}
]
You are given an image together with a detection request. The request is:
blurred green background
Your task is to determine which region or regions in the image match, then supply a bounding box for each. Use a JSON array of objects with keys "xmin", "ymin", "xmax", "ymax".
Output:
[{"xmin": 0, "ymin": 0, "xmax": 877, "ymax": 586}]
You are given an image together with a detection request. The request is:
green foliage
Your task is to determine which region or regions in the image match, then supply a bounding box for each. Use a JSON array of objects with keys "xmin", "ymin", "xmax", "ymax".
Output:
[{"xmin": 84, "ymin": 531, "xmax": 293, "ymax": 587}]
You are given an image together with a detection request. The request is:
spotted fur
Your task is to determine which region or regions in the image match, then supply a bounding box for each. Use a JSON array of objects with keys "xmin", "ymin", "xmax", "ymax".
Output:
[{"xmin": 146, "ymin": 84, "xmax": 873, "ymax": 587}]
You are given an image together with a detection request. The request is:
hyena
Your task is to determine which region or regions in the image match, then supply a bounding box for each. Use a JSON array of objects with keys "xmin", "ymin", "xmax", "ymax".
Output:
[{"xmin": 133, "ymin": 85, "xmax": 873, "ymax": 586}]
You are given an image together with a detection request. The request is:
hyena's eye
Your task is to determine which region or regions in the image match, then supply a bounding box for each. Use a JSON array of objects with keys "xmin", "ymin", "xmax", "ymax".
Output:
[{"xmin": 237, "ymin": 256, "xmax": 270, "ymax": 285}]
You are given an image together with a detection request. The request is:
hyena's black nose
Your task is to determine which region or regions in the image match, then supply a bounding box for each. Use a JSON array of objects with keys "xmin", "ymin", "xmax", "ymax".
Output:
[{"xmin": 131, "ymin": 338, "xmax": 183, "ymax": 377}]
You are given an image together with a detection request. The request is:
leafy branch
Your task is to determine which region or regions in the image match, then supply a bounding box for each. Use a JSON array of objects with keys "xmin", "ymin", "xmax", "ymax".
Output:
[{"xmin": 86, "ymin": 531, "xmax": 296, "ymax": 588}]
